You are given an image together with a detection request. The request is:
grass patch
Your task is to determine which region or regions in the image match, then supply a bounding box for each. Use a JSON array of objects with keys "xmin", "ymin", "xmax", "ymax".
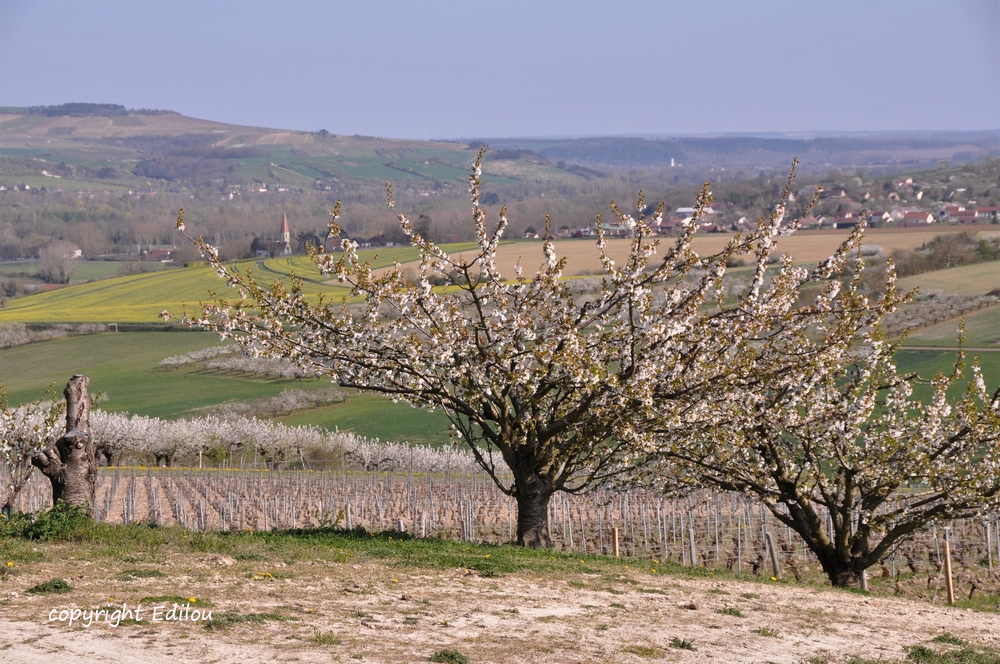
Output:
[
  {"xmin": 205, "ymin": 610, "xmax": 292, "ymax": 630},
  {"xmin": 115, "ymin": 568, "xmax": 167, "ymax": 581},
  {"xmin": 140, "ymin": 595, "xmax": 212, "ymax": 607},
  {"xmin": 669, "ymin": 636, "xmax": 696, "ymax": 650},
  {"xmin": 622, "ymin": 644, "xmax": 662, "ymax": 658},
  {"xmin": 429, "ymin": 649, "xmax": 471, "ymax": 664},
  {"xmin": 932, "ymin": 633, "xmax": 966, "ymax": 646},
  {"xmin": 25, "ymin": 578, "xmax": 72, "ymax": 594},
  {"xmin": 715, "ymin": 607, "xmax": 744, "ymax": 617},
  {"xmin": 753, "ymin": 627, "xmax": 780, "ymax": 638},
  {"xmin": 313, "ymin": 629, "xmax": 341, "ymax": 645}
]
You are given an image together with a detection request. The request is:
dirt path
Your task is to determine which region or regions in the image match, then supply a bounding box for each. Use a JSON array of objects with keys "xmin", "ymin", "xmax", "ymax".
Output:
[{"xmin": 2, "ymin": 552, "xmax": 998, "ymax": 663}]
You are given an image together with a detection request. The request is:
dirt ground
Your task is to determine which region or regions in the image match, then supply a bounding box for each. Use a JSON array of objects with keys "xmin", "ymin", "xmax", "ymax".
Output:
[{"xmin": 2, "ymin": 550, "xmax": 998, "ymax": 664}]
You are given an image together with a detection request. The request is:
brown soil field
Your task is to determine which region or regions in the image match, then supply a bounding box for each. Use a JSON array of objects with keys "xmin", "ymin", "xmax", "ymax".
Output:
[
  {"xmin": 375, "ymin": 225, "xmax": 1000, "ymax": 279},
  {"xmin": 3, "ymin": 547, "xmax": 1000, "ymax": 663}
]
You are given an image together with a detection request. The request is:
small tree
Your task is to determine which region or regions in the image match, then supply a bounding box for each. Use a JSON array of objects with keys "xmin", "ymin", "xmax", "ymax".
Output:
[
  {"xmin": 414, "ymin": 214, "xmax": 433, "ymax": 243},
  {"xmin": 648, "ymin": 325, "xmax": 1000, "ymax": 587},
  {"xmin": 31, "ymin": 374, "xmax": 97, "ymax": 516},
  {"xmin": 0, "ymin": 385, "xmax": 63, "ymax": 513},
  {"xmin": 37, "ymin": 241, "xmax": 78, "ymax": 284},
  {"xmin": 177, "ymin": 152, "xmax": 895, "ymax": 547}
]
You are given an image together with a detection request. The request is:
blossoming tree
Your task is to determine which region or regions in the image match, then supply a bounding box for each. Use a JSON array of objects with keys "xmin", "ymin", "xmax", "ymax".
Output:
[
  {"xmin": 654, "ymin": 327, "xmax": 1000, "ymax": 586},
  {"xmin": 178, "ymin": 151, "xmax": 898, "ymax": 547},
  {"xmin": 0, "ymin": 385, "xmax": 63, "ymax": 513}
]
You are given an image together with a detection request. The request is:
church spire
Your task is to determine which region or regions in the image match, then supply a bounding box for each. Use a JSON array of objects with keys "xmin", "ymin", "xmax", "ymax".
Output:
[{"xmin": 280, "ymin": 213, "xmax": 292, "ymax": 255}]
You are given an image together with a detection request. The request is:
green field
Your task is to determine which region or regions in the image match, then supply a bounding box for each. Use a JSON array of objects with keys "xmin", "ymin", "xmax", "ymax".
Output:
[
  {"xmin": 278, "ymin": 391, "xmax": 451, "ymax": 446},
  {"xmin": 898, "ymin": 261, "xmax": 1000, "ymax": 296},
  {"xmin": 0, "ymin": 260, "xmax": 168, "ymax": 286},
  {"xmin": 903, "ymin": 304, "xmax": 1000, "ymax": 348},
  {"xmin": 0, "ymin": 242, "xmax": 484, "ymax": 323},
  {"xmin": 0, "ymin": 331, "xmax": 452, "ymax": 444},
  {"xmin": 0, "ymin": 331, "xmax": 314, "ymax": 418}
]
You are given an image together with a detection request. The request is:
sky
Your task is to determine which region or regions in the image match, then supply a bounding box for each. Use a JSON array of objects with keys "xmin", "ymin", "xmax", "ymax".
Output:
[{"xmin": 0, "ymin": 0, "xmax": 997, "ymax": 139}]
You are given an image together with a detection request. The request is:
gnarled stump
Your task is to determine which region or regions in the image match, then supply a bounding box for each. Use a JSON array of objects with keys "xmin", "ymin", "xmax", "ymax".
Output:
[{"xmin": 31, "ymin": 374, "xmax": 96, "ymax": 516}]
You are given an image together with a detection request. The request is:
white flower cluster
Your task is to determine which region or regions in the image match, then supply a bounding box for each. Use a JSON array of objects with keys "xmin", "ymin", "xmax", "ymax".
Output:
[
  {"xmin": 0, "ymin": 393, "xmax": 63, "ymax": 509},
  {"xmin": 158, "ymin": 344, "xmax": 239, "ymax": 369},
  {"xmin": 87, "ymin": 410, "xmax": 480, "ymax": 474}
]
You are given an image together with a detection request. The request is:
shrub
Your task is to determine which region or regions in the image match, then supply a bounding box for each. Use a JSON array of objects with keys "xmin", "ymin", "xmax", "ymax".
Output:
[
  {"xmin": 26, "ymin": 578, "xmax": 72, "ymax": 594},
  {"xmin": 429, "ymin": 650, "xmax": 471, "ymax": 664}
]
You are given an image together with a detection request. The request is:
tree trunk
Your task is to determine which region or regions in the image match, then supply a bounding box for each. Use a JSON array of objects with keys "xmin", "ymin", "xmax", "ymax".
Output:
[
  {"xmin": 816, "ymin": 553, "xmax": 862, "ymax": 588},
  {"xmin": 31, "ymin": 374, "xmax": 96, "ymax": 516},
  {"xmin": 513, "ymin": 473, "xmax": 554, "ymax": 548}
]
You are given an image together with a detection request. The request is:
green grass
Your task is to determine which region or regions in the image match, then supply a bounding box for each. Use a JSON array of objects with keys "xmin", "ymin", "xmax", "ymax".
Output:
[
  {"xmin": 621, "ymin": 644, "xmax": 663, "ymax": 658},
  {"xmin": 0, "ymin": 331, "xmax": 319, "ymax": 418},
  {"xmin": 895, "ymin": 349, "xmax": 1000, "ymax": 399},
  {"xmin": 753, "ymin": 627, "xmax": 780, "ymax": 638},
  {"xmin": 904, "ymin": 305, "xmax": 1000, "ymax": 348},
  {"xmin": 429, "ymin": 650, "xmax": 472, "ymax": 664},
  {"xmin": 277, "ymin": 391, "xmax": 451, "ymax": 446},
  {"xmin": 0, "ymin": 260, "xmax": 167, "ymax": 287},
  {"xmin": 205, "ymin": 610, "xmax": 291, "ymax": 630},
  {"xmin": 669, "ymin": 636, "xmax": 696, "ymax": 650},
  {"xmin": 0, "ymin": 331, "xmax": 454, "ymax": 443},
  {"xmin": 0, "ymin": 514, "xmax": 725, "ymax": 586},
  {"xmin": 26, "ymin": 578, "xmax": 72, "ymax": 594}
]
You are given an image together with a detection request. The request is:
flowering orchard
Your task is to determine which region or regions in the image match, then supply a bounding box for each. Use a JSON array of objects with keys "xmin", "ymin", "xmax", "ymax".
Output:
[{"xmin": 176, "ymin": 152, "xmax": 914, "ymax": 550}]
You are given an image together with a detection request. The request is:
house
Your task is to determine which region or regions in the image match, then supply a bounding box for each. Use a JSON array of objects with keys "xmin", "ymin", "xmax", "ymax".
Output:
[
  {"xmin": 890, "ymin": 207, "xmax": 921, "ymax": 222},
  {"xmin": 830, "ymin": 212, "xmax": 857, "ymax": 229},
  {"xmin": 145, "ymin": 249, "xmax": 173, "ymax": 262},
  {"xmin": 938, "ymin": 204, "xmax": 965, "ymax": 221},
  {"xmin": 901, "ymin": 212, "xmax": 935, "ymax": 226},
  {"xmin": 953, "ymin": 211, "xmax": 980, "ymax": 224},
  {"xmin": 976, "ymin": 206, "xmax": 999, "ymax": 222}
]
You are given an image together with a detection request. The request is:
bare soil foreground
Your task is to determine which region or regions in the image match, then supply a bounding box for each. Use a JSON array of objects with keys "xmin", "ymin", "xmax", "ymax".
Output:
[{"xmin": 3, "ymin": 544, "xmax": 999, "ymax": 664}]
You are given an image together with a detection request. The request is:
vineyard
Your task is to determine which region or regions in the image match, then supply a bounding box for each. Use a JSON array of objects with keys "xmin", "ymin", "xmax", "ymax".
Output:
[{"xmin": 9, "ymin": 462, "xmax": 1000, "ymax": 598}]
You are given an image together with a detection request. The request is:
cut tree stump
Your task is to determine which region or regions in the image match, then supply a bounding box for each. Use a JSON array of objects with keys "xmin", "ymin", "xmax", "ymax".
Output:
[{"xmin": 31, "ymin": 374, "xmax": 96, "ymax": 516}]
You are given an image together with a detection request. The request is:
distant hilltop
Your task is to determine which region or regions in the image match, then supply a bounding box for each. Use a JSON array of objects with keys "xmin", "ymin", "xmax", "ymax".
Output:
[{"xmin": 0, "ymin": 103, "xmax": 179, "ymax": 117}]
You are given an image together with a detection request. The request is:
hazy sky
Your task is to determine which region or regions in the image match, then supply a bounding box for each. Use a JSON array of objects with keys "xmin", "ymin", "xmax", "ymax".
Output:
[{"xmin": 1, "ymin": 0, "xmax": 997, "ymax": 139}]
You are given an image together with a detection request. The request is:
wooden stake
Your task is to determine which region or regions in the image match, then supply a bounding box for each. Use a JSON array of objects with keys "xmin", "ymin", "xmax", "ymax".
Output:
[
  {"xmin": 612, "ymin": 526, "xmax": 620, "ymax": 558},
  {"xmin": 765, "ymin": 531, "xmax": 781, "ymax": 580},
  {"xmin": 943, "ymin": 539, "xmax": 955, "ymax": 605}
]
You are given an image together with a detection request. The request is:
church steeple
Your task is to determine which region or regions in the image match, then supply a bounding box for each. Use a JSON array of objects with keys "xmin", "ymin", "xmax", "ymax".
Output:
[{"xmin": 280, "ymin": 213, "xmax": 292, "ymax": 255}]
